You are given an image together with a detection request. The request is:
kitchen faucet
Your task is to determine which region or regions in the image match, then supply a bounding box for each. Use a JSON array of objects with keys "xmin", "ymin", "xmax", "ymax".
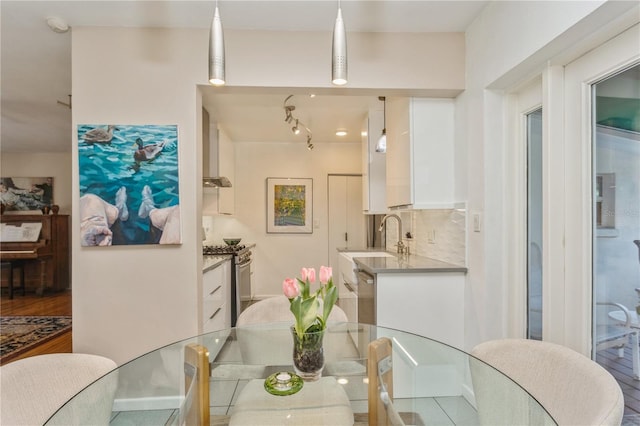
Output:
[{"xmin": 378, "ymin": 214, "xmax": 408, "ymax": 254}]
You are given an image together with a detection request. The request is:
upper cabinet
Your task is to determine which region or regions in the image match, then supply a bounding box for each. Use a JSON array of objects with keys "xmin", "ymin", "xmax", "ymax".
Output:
[
  {"xmin": 386, "ymin": 97, "xmax": 457, "ymax": 209},
  {"xmin": 361, "ymin": 108, "xmax": 387, "ymax": 214}
]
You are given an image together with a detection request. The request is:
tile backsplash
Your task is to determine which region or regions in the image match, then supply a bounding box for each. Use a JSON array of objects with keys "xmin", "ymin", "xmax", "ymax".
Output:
[{"xmin": 384, "ymin": 208, "xmax": 466, "ymax": 266}]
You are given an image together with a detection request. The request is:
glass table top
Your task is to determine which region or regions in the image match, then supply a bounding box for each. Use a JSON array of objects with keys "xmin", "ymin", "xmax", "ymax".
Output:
[{"xmin": 45, "ymin": 322, "xmax": 555, "ymax": 425}]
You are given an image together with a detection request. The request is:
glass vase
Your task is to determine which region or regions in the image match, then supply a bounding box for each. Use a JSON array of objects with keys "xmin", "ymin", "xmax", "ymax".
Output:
[{"xmin": 291, "ymin": 327, "xmax": 325, "ymax": 382}]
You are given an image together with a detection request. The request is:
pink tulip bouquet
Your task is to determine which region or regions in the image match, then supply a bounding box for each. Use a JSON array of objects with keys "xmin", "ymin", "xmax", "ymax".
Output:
[{"xmin": 283, "ymin": 266, "xmax": 338, "ymax": 340}]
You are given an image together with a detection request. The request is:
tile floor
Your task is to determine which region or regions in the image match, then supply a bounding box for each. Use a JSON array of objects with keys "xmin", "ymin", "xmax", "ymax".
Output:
[{"xmin": 109, "ymin": 338, "xmax": 479, "ymax": 425}]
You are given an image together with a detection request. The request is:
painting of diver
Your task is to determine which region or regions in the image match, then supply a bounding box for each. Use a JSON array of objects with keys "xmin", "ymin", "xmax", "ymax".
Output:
[{"xmin": 77, "ymin": 124, "xmax": 181, "ymax": 246}]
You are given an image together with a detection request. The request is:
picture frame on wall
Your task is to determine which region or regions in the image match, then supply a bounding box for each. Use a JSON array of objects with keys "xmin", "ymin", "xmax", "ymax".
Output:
[
  {"xmin": 77, "ymin": 124, "xmax": 181, "ymax": 246},
  {"xmin": 266, "ymin": 177, "xmax": 313, "ymax": 234},
  {"xmin": 0, "ymin": 177, "xmax": 54, "ymax": 213}
]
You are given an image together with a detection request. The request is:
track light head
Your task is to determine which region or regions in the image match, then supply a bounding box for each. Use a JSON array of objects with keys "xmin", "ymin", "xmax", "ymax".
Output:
[{"xmin": 292, "ymin": 120, "xmax": 301, "ymax": 135}]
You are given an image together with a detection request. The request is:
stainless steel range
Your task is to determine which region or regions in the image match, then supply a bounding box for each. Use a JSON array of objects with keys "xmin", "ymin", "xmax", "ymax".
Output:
[{"xmin": 203, "ymin": 244, "xmax": 253, "ymax": 326}]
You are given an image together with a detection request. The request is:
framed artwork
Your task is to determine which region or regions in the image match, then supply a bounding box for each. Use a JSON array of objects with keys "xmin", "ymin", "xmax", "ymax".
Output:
[
  {"xmin": 0, "ymin": 177, "xmax": 54, "ymax": 212},
  {"xmin": 77, "ymin": 124, "xmax": 181, "ymax": 246},
  {"xmin": 266, "ymin": 178, "xmax": 313, "ymax": 234}
]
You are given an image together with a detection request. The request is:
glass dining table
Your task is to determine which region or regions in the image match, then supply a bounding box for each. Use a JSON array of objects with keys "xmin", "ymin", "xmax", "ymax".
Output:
[{"xmin": 45, "ymin": 323, "xmax": 556, "ymax": 425}]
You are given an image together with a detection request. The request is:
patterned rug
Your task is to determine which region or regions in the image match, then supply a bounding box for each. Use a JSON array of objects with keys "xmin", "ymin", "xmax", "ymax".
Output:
[{"xmin": 0, "ymin": 316, "xmax": 72, "ymax": 363}]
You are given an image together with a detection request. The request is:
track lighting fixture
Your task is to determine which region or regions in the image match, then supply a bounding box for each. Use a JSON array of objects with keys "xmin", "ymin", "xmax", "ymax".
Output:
[
  {"xmin": 376, "ymin": 96, "xmax": 387, "ymax": 153},
  {"xmin": 208, "ymin": 1, "xmax": 226, "ymax": 86},
  {"xmin": 283, "ymin": 95, "xmax": 313, "ymax": 148},
  {"xmin": 331, "ymin": 0, "xmax": 347, "ymax": 86}
]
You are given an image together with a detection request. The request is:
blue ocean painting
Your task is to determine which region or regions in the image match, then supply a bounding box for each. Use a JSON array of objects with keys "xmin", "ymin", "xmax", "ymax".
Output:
[{"xmin": 77, "ymin": 124, "xmax": 181, "ymax": 246}]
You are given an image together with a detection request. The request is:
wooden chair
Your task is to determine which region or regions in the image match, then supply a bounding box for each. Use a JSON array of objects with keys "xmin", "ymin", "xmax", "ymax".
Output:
[
  {"xmin": 368, "ymin": 337, "xmax": 405, "ymax": 426},
  {"xmin": 470, "ymin": 338, "xmax": 624, "ymax": 425},
  {"xmin": 183, "ymin": 343, "xmax": 211, "ymax": 426}
]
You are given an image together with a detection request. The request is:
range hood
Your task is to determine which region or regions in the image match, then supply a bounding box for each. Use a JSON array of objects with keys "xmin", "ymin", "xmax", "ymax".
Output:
[
  {"xmin": 202, "ymin": 107, "xmax": 232, "ymax": 188},
  {"xmin": 203, "ymin": 176, "xmax": 232, "ymax": 188}
]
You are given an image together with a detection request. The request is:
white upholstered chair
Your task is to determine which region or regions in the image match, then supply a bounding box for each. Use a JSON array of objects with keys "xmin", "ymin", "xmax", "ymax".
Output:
[
  {"xmin": 229, "ymin": 296, "xmax": 355, "ymax": 426},
  {"xmin": 235, "ymin": 295, "xmax": 357, "ymax": 366},
  {"xmin": 470, "ymin": 339, "xmax": 624, "ymax": 426},
  {"xmin": 0, "ymin": 353, "xmax": 118, "ymax": 425}
]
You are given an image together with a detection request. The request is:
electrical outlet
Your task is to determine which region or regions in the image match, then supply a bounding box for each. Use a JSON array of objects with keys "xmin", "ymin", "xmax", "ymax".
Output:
[{"xmin": 427, "ymin": 229, "xmax": 436, "ymax": 244}]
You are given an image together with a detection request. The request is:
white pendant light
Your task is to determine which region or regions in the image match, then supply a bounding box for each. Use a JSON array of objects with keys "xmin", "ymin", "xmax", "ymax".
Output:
[
  {"xmin": 209, "ymin": 3, "xmax": 225, "ymax": 86},
  {"xmin": 331, "ymin": 1, "xmax": 347, "ymax": 86},
  {"xmin": 376, "ymin": 96, "xmax": 387, "ymax": 153}
]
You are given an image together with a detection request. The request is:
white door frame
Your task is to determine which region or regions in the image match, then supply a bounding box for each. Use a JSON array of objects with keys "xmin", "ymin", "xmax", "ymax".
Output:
[
  {"xmin": 506, "ymin": 78, "xmax": 542, "ymax": 338},
  {"xmin": 562, "ymin": 23, "xmax": 640, "ymax": 355}
]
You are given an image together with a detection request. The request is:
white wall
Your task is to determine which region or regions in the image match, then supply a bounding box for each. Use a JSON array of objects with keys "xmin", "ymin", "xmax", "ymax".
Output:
[
  {"xmin": 72, "ymin": 27, "xmax": 205, "ymax": 364},
  {"xmin": 461, "ymin": 0, "xmax": 633, "ymax": 350},
  {"xmin": 0, "ymin": 153, "xmax": 73, "ymax": 214},
  {"xmin": 205, "ymin": 140, "xmax": 361, "ymax": 298},
  {"xmin": 68, "ymin": 2, "xmax": 639, "ymax": 362},
  {"xmin": 226, "ymin": 30, "xmax": 464, "ymax": 93}
]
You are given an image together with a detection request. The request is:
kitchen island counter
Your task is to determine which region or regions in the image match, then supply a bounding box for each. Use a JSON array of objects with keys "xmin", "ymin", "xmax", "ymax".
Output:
[{"xmin": 337, "ymin": 248, "xmax": 466, "ymax": 274}]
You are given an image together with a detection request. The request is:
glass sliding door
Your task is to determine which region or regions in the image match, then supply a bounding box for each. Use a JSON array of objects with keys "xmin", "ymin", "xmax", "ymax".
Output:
[
  {"xmin": 527, "ymin": 108, "xmax": 543, "ymax": 340},
  {"xmin": 592, "ymin": 63, "xmax": 640, "ymax": 359}
]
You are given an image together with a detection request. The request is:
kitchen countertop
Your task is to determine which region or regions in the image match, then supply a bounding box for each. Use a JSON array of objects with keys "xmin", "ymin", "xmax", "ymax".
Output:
[
  {"xmin": 203, "ymin": 255, "xmax": 232, "ymax": 272},
  {"xmin": 338, "ymin": 248, "xmax": 467, "ymax": 274}
]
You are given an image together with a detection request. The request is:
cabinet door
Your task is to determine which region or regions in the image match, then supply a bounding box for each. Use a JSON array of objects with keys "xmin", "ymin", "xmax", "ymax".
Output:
[{"xmin": 386, "ymin": 97, "xmax": 412, "ymax": 208}]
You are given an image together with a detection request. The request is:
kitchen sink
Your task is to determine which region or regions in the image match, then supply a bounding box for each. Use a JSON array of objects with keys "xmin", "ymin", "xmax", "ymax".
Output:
[{"xmin": 339, "ymin": 251, "xmax": 395, "ymax": 286}]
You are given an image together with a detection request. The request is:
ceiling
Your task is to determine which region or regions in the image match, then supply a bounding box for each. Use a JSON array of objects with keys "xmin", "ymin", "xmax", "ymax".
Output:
[{"xmin": 0, "ymin": 1, "xmax": 489, "ymax": 153}]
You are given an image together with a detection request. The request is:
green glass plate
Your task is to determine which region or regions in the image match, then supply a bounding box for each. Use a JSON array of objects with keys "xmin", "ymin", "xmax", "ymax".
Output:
[{"xmin": 264, "ymin": 371, "xmax": 303, "ymax": 396}]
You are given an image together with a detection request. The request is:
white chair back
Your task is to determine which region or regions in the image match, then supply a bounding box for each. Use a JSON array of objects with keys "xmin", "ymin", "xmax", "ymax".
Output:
[
  {"xmin": 470, "ymin": 339, "xmax": 623, "ymax": 426},
  {"xmin": 0, "ymin": 353, "xmax": 118, "ymax": 425}
]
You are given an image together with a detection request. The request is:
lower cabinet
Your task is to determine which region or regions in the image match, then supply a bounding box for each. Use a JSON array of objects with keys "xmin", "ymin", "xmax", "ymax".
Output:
[
  {"xmin": 202, "ymin": 259, "xmax": 231, "ymax": 334},
  {"xmin": 376, "ymin": 272, "xmax": 465, "ymax": 349}
]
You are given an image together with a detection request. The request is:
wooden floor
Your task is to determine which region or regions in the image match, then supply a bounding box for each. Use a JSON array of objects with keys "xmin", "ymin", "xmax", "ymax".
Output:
[
  {"xmin": 597, "ymin": 344, "xmax": 640, "ymax": 415},
  {"xmin": 0, "ymin": 289, "xmax": 73, "ymax": 365}
]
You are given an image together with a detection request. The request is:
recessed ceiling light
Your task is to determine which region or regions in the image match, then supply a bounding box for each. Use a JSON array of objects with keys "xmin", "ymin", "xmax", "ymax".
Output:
[
  {"xmin": 336, "ymin": 130, "xmax": 348, "ymax": 137},
  {"xmin": 46, "ymin": 16, "xmax": 69, "ymax": 34},
  {"xmin": 309, "ymin": 94, "xmax": 316, "ymax": 98},
  {"xmin": 361, "ymin": 131, "xmax": 368, "ymax": 137}
]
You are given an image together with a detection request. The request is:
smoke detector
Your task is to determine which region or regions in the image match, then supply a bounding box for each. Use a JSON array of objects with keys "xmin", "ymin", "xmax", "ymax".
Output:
[{"xmin": 46, "ymin": 17, "xmax": 69, "ymax": 34}]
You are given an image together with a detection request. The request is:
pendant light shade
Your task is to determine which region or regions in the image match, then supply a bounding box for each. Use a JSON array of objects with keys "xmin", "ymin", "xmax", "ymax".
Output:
[
  {"xmin": 375, "ymin": 96, "xmax": 387, "ymax": 153},
  {"xmin": 376, "ymin": 130, "xmax": 387, "ymax": 153},
  {"xmin": 209, "ymin": 5, "xmax": 225, "ymax": 86},
  {"xmin": 331, "ymin": 5, "xmax": 347, "ymax": 86}
]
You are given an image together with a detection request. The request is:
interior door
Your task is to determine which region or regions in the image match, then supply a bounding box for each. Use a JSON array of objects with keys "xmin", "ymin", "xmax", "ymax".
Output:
[{"xmin": 328, "ymin": 174, "xmax": 365, "ymax": 270}]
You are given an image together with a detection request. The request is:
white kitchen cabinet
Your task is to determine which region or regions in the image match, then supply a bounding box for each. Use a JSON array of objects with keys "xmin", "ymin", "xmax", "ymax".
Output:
[
  {"xmin": 376, "ymin": 272, "xmax": 465, "ymax": 349},
  {"xmin": 202, "ymin": 258, "xmax": 231, "ymax": 334},
  {"xmin": 362, "ymin": 108, "xmax": 387, "ymax": 214},
  {"xmin": 386, "ymin": 97, "xmax": 457, "ymax": 209}
]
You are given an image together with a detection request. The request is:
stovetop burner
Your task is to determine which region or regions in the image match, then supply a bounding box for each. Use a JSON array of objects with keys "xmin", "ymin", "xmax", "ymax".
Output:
[{"xmin": 203, "ymin": 244, "xmax": 247, "ymax": 255}]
